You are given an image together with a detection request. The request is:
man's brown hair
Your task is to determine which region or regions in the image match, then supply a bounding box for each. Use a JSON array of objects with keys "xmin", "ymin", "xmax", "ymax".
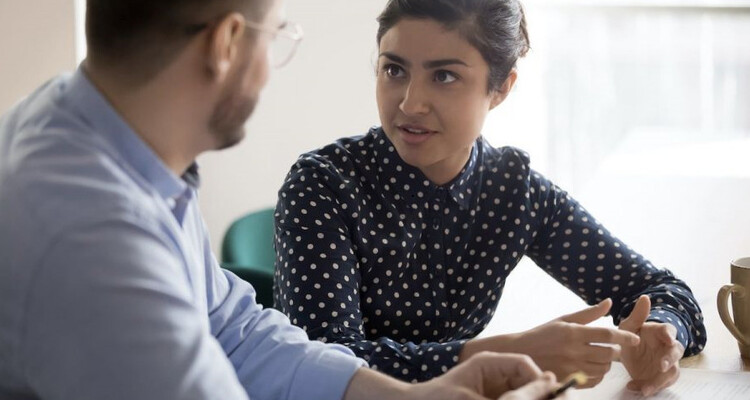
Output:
[{"xmin": 86, "ymin": 0, "xmax": 271, "ymax": 83}]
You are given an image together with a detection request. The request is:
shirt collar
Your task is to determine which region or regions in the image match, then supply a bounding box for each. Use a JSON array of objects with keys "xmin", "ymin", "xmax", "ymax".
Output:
[
  {"xmin": 64, "ymin": 67, "xmax": 197, "ymax": 200},
  {"xmin": 371, "ymin": 127, "xmax": 479, "ymax": 211},
  {"xmin": 445, "ymin": 143, "xmax": 479, "ymax": 210}
]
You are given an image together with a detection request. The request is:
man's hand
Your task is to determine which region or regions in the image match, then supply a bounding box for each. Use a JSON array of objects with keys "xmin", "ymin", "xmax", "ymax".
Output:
[
  {"xmin": 619, "ymin": 295, "xmax": 684, "ymax": 396},
  {"xmin": 498, "ymin": 372, "xmax": 565, "ymax": 400},
  {"xmin": 344, "ymin": 352, "xmax": 565, "ymax": 400},
  {"xmin": 412, "ymin": 353, "xmax": 563, "ymax": 400},
  {"xmin": 460, "ymin": 299, "xmax": 640, "ymax": 387}
]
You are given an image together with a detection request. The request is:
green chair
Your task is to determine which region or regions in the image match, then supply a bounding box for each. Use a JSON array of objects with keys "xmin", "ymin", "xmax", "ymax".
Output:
[{"xmin": 221, "ymin": 207, "xmax": 276, "ymax": 309}]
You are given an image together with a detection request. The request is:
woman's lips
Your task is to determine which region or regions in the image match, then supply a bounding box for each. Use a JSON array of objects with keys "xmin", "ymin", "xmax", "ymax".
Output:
[{"xmin": 397, "ymin": 125, "xmax": 437, "ymax": 145}]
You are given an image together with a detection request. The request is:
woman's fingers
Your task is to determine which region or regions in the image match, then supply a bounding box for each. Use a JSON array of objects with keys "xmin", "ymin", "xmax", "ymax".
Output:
[
  {"xmin": 584, "ymin": 326, "xmax": 640, "ymax": 347},
  {"xmin": 661, "ymin": 340, "xmax": 684, "ymax": 372},
  {"xmin": 558, "ymin": 299, "xmax": 612, "ymax": 325},
  {"xmin": 586, "ymin": 344, "xmax": 620, "ymax": 364},
  {"xmin": 626, "ymin": 365, "xmax": 680, "ymax": 396},
  {"xmin": 619, "ymin": 295, "xmax": 652, "ymax": 333}
]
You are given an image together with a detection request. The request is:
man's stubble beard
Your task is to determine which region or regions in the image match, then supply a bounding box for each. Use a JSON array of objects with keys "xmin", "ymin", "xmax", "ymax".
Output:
[{"xmin": 208, "ymin": 89, "xmax": 258, "ymax": 150}]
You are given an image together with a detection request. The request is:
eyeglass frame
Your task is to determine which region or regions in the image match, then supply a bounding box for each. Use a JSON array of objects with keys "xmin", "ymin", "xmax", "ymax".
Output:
[
  {"xmin": 244, "ymin": 19, "xmax": 303, "ymax": 68},
  {"xmin": 184, "ymin": 18, "xmax": 304, "ymax": 68}
]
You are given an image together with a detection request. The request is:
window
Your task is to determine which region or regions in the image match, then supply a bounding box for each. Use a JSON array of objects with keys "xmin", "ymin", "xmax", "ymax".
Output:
[
  {"xmin": 484, "ymin": 0, "xmax": 750, "ymax": 189},
  {"xmin": 482, "ymin": 1, "xmax": 750, "ymax": 333}
]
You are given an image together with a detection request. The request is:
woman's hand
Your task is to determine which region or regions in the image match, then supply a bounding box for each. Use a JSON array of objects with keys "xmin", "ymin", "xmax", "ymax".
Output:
[
  {"xmin": 619, "ymin": 295, "xmax": 683, "ymax": 396},
  {"xmin": 459, "ymin": 299, "xmax": 640, "ymax": 387}
]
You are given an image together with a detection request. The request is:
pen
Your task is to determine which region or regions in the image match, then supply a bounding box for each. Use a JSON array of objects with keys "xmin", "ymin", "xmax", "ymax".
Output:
[{"xmin": 545, "ymin": 371, "xmax": 587, "ymax": 399}]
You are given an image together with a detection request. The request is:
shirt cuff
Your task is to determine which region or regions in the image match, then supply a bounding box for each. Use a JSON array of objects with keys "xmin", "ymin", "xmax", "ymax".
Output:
[
  {"xmin": 414, "ymin": 340, "xmax": 467, "ymax": 381},
  {"xmin": 646, "ymin": 308, "xmax": 690, "ymax": 355},
  {"xmin": 287, "ymin": 343, "xmax": 368, "ymax": 400}
]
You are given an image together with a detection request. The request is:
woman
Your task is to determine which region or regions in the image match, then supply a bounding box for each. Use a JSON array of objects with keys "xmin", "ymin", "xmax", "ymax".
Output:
[{"xmin": 273, "ymin": 0, "xmax": 705, "ymax": 395}]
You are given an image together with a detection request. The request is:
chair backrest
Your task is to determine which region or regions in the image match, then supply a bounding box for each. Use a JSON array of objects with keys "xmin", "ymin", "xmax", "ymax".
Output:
[{"xmin": 221, "ymin": 207, "xmax": 276, "ymax": 274}]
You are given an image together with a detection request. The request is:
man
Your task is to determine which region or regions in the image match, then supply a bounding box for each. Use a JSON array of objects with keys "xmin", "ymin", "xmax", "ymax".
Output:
[{"xmin": 0, "ymin": 1, "xmax": 564, "ymax": 399}]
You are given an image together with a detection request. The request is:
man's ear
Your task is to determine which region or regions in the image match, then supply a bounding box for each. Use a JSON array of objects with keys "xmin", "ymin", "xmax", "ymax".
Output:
[
  {"xmin": 206, "ymin": 12, "xmax": 246, "ymax": 82},
  {"xmin": 489, "ymin": 69, "xmax": 518, "ymax": 110}
]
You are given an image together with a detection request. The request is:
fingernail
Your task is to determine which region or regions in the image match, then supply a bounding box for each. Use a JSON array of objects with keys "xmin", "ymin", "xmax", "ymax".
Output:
[
  {"xmin": 662, "ymin": 359, "xmax": 670, "ymax": 372},
  {"xmin": 643, "ymin": 386, "xmax": 653, "ymax": 396}
]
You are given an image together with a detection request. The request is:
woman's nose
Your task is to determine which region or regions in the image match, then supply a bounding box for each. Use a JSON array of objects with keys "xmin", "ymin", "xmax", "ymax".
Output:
[{"xmin": 399, "ymin": 82, "xmax": 430, "ymax": 116}]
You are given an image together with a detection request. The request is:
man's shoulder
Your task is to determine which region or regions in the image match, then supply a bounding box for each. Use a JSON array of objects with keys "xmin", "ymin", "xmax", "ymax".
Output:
[{"xmin": 1, "ymin": 115, "xmax": 162, "ymax": 244}]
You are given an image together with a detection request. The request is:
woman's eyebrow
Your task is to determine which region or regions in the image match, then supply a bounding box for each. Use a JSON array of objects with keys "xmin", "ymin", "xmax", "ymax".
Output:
[
  {"xmin": 423, "ymin": 59, "xmax": 468, "ymax": 69},
  {"xmin": 379, "ymin": 52, "xmax": 469, "ymax": 69},
  {"xmin": 379, "ymin": 52, "xmax": 410, "ymax": 66}
]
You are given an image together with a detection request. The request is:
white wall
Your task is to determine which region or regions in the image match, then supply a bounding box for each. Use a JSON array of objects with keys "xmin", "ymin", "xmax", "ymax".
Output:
[
  {"xmin": 0, "ymin": 1, "xmax": 77, "ymax": 113},
  {"xmin": 198, "ymin": 1, "xmax": 387, "ymax": 252},
  {"xmin": 0, "ymin": 0, "xmax": 388, "ymax": 253},
  {"xmin": 0, "ymin": 0, "xmax": 384, "ymax": 254}
]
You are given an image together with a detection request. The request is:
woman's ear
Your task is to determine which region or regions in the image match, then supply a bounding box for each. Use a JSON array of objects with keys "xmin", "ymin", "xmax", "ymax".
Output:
[
  {"xmin": 489, "ymin": 69, "xmax": 518, "ymax": 110},
  {"xmin": 206, "ymin": 12, "xmax": 246, "ymax": 82}
]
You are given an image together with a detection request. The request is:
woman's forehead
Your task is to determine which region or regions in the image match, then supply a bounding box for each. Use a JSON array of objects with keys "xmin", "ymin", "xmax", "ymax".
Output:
[{"xmin": 378, "ymin": 18, "xmax": 483, "ymax": 65}]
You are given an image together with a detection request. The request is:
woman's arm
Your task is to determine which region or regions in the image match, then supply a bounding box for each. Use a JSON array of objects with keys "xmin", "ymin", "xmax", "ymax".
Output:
[
  {"xmin": 520, "ymin": 170, "xmax": 705, "ymax": 395},
  {"xmin": 524, "ymin": 170, "xmax": 706, "ymax": 355}
]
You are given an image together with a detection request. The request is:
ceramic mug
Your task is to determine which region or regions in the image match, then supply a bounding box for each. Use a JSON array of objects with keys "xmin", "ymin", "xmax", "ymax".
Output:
[{"xmin": 717, "ymin": 257, "xmax": 750, "ymax": 358}]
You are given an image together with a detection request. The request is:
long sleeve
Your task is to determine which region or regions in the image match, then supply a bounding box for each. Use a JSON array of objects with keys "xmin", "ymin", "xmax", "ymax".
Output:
[
  {"xmin": 23, "ymin": 217, "xmax": 250, "ymax": 400},
  {"xmin": 207, "ymin": 256, "xmax": 366, "ymax": 400},
  {"xmin": 274, "ymin": 156, "xmax": 465, "ymax": 382},
  {"xmin": 23, "ymin": 212, "xmax": 364, "ymax": 400},
  {"xmin": 0, "ymin": 69, "xmax": 366, "ymax": 399},
  {"xmin": 524, "ymin": 170, "xmax": 706, "ymax": 355}
]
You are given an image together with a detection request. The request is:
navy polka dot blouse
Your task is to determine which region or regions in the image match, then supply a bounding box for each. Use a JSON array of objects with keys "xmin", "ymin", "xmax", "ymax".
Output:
[{"xmin": 273, "ymin": 127, "xmax": 705, "ymax": 382}]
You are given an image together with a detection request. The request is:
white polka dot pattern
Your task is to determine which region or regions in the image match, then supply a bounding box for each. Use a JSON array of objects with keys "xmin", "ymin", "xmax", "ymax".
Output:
[{"xmin": 273, "ymin": 127, "xmax": 706, "ymax": 382}]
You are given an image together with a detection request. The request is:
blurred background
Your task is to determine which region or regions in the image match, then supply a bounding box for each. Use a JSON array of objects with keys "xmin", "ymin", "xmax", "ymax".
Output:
[{"xmin": 1, "ymin": 0, "xmax": 748, "ymax": 333}]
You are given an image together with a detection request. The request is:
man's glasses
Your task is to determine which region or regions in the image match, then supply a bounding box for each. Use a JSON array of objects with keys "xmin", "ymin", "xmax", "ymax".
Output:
[
  {"xmin": 244, "ymin": 20, "xmax": 304, "ymax": 69},
  {"xmin": 186, "ymin": 19, "xmax": 304, "ymax": 69}
]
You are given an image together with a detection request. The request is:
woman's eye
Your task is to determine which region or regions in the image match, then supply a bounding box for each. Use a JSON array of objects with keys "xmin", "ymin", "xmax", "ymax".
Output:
[
  {"xmin": 384, "ymin": 64, "xmax": 405, "ymax": 78},
  {"xmin": 434, "ymin": 70, "xmax": 458, "ymax": 84}
]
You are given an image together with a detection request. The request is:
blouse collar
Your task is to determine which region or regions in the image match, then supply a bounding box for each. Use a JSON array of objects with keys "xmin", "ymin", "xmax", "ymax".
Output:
[{"xmin": 370, "ymin": 127, "xmax": 479, "ymax": 212}]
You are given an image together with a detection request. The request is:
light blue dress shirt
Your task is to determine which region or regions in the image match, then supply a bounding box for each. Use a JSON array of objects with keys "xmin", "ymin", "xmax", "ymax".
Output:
[{"xmin": 0, "ymin": 69, "xmax": 366, "ymax": 400}]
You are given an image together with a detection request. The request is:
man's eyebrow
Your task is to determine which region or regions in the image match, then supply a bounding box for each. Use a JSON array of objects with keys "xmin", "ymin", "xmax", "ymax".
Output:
[{"xmin": 379, "ymin": 52, "xmax": 469, "ymax": 69}]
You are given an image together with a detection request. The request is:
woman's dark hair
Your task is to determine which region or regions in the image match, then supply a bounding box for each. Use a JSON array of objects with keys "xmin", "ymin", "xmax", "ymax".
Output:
[{"xmin": 376, "ymin": 0, "xmax": 530, "ymax": 92}]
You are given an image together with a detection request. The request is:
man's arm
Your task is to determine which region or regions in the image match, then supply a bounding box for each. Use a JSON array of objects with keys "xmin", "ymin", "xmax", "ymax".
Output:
[
  {"xmin": 19, "ymin": 201, "xmax": 562, "ymax": 400},
  {"xmin": 23, "ymin": 216, "xmax": 249, "ymax": 400},
  {"xmin": 205, "ymin": 261, "xmax": 366, "ymax": 400}
]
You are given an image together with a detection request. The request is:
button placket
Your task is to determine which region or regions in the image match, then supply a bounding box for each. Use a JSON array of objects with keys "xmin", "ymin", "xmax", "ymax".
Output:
[{"xmin": 427, "ymin": 188, "xmax": 450, "ymax": 338}]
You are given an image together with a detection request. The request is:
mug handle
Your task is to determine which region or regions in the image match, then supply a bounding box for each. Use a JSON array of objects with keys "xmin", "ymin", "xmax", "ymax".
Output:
[{"xmin": 717, "ymin": 284, "xmax": 750, "ymax": 346}]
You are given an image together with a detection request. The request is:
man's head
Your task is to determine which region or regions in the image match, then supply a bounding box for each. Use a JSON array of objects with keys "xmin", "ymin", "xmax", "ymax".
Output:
[
  {"xmin": 86, "ymin": 0, "xmax": 272, "ymax": 84},
  {"xmin": 85, "ymin": 0, "xmax": 281, "ymax": 151}
]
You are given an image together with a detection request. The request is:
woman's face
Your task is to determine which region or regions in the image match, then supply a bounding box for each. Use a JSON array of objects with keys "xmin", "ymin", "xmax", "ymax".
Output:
[{"xmin": 376, "ymin": 18, "xmax": 511, "ymax": 185}]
